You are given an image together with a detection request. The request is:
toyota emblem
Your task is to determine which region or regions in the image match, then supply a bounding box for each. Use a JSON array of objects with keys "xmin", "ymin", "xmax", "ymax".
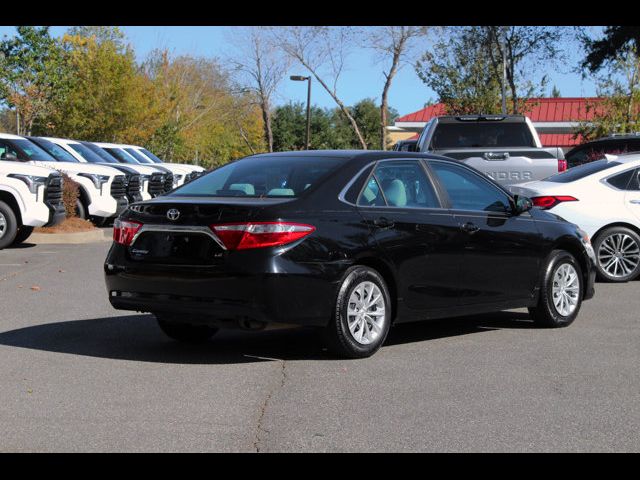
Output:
[{"xmin": 166, "ymin": 208, "xmax": 180, "ymax": 221}]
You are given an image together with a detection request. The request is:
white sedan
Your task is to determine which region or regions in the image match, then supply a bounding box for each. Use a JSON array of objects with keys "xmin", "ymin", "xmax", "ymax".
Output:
[{"xmin": 510, "ymin": 153, "xmax": 640, "ymax": 283}]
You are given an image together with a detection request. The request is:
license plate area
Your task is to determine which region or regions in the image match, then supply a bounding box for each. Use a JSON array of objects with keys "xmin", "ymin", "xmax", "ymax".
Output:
[{"xmin": 129, "ymin": 232, "xmax": 223, "ymax": 265}]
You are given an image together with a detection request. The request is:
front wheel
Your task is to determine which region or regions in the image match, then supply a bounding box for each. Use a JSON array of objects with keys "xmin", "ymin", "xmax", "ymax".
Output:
[
  {"xmin": 0, "ymin": 201, "xmax": 18, "ymax": 250},
  {"xmin": 528, "ymin": 250, "xmax": 583, "ymax": 328},
  {"xmin": 154, "ymin": 313, "xmax": 219, "ymax": 343},
  {"xmin": 325, "ymin": 266, "xmax": 392, "ymax": 359}
]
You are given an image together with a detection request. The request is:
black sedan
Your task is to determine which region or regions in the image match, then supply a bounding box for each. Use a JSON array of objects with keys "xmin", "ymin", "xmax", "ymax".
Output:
[{"xmin": 104, "ymin": 151, "xmax": 596, "ymax": 358}]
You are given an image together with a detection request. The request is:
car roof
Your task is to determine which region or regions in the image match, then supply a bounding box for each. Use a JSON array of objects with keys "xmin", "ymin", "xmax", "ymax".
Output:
[
  {"xmin": 246, "ymin": 149, "xmax": 456, "ymax": 164},
  {"xmin": 0, "ymin": 132, "xmax": 26, "ymax": 140}
]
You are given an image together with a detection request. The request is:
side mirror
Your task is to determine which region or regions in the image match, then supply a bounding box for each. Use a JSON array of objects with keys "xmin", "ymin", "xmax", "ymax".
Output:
[
  {"xmin": 513, "ymin": 195, "xmax": 533, "ymax": 215},
  {"xmin": 1, "ymin": 152, "xmax": 18, "ymax": 161}
]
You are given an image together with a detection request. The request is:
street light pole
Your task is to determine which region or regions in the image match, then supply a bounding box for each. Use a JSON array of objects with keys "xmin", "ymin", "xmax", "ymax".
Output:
[
  {"xmin": 501, "ymin": 32, "xmax": 507, "ymax": 115},
  {"xmin": 290, "ymin": 75, "xmax": 312, "ymax": 150}
]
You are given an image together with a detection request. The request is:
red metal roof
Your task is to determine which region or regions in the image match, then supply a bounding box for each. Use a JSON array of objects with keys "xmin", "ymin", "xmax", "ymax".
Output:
[
  {"xmin": 538, "ymin": 133, "xmax": 584, "ymax": 148},
  {"xmin": 396, "ymin": 97, "xmax": 605, "ymax": 124}
]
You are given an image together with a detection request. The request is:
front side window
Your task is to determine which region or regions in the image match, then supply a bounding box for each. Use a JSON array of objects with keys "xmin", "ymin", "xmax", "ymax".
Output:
[
  {"xmin": 0, "ymin": 141, "xmax": 19, "ymax": 160},
  {"xmin": 430, "ymin": 161, "xmax": 511, "ymax": 213},
  {"xmin": 3, "ymin": 139, "xmax": 54, "ymax": 161},
  {"xmin": 171, "ymin": 155, "xmax": 344, "ymax": 198}
]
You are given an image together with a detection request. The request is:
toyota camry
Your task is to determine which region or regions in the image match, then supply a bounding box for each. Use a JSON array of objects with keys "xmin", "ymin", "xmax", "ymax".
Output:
[{"xmin": 104, "ymin": 151, "xmax": 596, "ymax": 358}]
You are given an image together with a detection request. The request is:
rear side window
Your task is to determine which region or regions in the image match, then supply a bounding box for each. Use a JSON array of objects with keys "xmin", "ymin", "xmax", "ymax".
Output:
[
  {"xmin": 546, "ymin": 159, "xmax": 622, "ymax": 183},
  {"xmin": 606, "ymin": 168, "xmax": 640, "ymax": 190},
  {"xmin": 430, "ymin": 161, "xmax": 511, "ymax": 213},
  {"xmin": 171, "ymin": 155, "xmax": 344, "ymax": 198},
  {"xmin": 357, "ymin": 161, "xmax": 439, "ymax": 208},
  {"xmin": 431, "ymin": 122, "xmax": 535, "ymax": 149}
]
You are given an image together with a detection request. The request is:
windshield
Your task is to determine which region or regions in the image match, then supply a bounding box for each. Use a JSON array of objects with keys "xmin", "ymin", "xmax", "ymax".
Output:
[
  {"xmin": 3, "ymin": 139, "xmax": 57, "ymax": 161},
  {"xmin": 104, "ymin": 147, "xmax": 139, "ymax": 165},
  {"xmin": 30, "ymin": 138, "xmax": 79, "ymax": 163},
  {"xmin": 170, "ymin": 155, "xmax": 344, "ymax": 198},
  {"xmin": 79, "ymin": 142, "xmax": 118, "ymax": 163},
  {"xmin": 140, "ymin": 148, "xmax": 163, "ymax": 163},
  {"xmin": 68, "ymin": 143, "xmax": 112, "ymax": 163},
  {"xmin": 546, "ymin": 159, "xmax": 623, "ymax": 183},
  {"xmin": 431, "ymin": 122, "xmax": 536, "ymax": 149},
  {"xmin": 124, "ymin": 148, "xmax": 153, "ymax": 164}
]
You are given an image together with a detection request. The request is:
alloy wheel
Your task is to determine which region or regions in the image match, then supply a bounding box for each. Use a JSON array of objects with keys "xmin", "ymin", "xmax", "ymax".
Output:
[
  {"xmin": 597, "ymin": 233, "xmax": 640, "ymax": 278},
  {"xmin": 0, "ymin": 212, "xmax": 6, "ymax": 239},
  {"xmin": 551, "ymin": 263, "xmax": 580, "ymax": 317},
  {"xmin": 346, "ymin": 281, "xmax": 386, "ymax": 345}
]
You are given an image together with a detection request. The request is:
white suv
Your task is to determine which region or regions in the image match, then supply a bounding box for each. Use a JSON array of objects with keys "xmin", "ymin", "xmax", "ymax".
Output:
[
  {"xmin": 0, "ymin": 161, "xmax": 65, "ymax": 249},
  {"xmin": 0, "ymin": 133, "xmax": 128, "ymax": 224}
]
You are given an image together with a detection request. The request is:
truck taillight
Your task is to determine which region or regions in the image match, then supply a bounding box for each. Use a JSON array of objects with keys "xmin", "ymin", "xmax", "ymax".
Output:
[
  {"xmin": 210, "ymin": 222, "xmax": 315, "ymax": 250},
  {"xmin": 558, "ymin": 159, "xmax": 568, "ymax": 172},
  {"xmin": 113, "ymin": 218, "xmax": 143, "ymax": 246},
  {"xmin": 531, "ymin": 196, "xmax": 578, "ymax": 210}
]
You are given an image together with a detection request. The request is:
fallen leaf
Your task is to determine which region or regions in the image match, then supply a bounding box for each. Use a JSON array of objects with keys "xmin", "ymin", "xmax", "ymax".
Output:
[{"xmin": 30, "ymin": 286, "xmax": 41, "ymax": 291}]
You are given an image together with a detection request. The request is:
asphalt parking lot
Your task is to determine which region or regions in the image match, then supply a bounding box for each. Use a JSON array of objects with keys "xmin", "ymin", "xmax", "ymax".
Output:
[{"xmin": 0, "ymin": 239, "xmax": 639, "ymax": 452}]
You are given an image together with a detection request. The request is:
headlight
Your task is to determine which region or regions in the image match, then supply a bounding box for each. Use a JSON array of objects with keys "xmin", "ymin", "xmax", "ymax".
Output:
[
  {"xmin": 78, "ymin": 173, "xmax": 110, "ymax": 192},
  {"xmin": 8, "ymin": 174, "xmax": 47, "ymax": 195}
]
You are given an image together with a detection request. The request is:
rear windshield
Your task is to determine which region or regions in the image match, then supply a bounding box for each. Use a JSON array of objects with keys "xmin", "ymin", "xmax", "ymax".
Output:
[
  {"xmin": 431, "ymin": 122, "xmax": 535, "ymax": 149},
  {"xmin": 546, "ymin": 159, "xmax": 622, "ymax": 183},
  {"xmin": 30, "ymin": 138, "xmax": 79, "ymax": 162},
  {"xmin": 170, "ymin": 155, "xmax": 344, "ymax": 198}
]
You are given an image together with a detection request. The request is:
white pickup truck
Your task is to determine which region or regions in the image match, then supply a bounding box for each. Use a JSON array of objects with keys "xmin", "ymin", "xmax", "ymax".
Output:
[
  {"xmin": 414, "ymin": 115, "xmax": 567, "ymax": 186},
  {"xmin": 0, "ymin": 161, "xmax": 65, "ymax": 249}
]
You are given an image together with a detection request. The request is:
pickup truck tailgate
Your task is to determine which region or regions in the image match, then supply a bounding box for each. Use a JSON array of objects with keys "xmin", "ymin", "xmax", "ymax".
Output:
[{"xmin": 435, "ymin": 148, "xmax": 563, "ymax": 186}]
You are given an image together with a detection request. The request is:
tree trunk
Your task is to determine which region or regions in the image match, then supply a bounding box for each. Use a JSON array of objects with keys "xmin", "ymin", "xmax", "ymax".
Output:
[
  {"xmin": 261, "ymin": 97, "xmax": 274, "ymax": 152},
  {"xmin": 380, "ymin": 47, "xmax": 402, "ymax": 150}
]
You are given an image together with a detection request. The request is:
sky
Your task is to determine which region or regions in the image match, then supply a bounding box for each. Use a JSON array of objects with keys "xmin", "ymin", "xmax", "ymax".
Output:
[{"xmin": 0, "ymin": 26, "xmax": 603, "ymax": 117}]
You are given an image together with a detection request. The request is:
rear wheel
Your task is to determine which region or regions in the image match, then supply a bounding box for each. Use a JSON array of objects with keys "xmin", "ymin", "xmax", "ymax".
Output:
[
  {"xmin": 154, "ymin": 313, "xmax": 219, "ymax": 343},
  {"xmin": 593, "ymin": 227, "xmax": 640, "ymax": 282},
  {"xmin": 0, "ymin": 201, "xmax": 18, "ymax": 250},
  {"xmin": 325, "ymin": 266, "xmax": 392, "ymax": 359},
  {"xmin": 12, "ymin": 226, "xmax": 34, "ymax": 245},
  {"xmin": 528, "ymin": 250, "xmax": 583, "ymax": 328}
]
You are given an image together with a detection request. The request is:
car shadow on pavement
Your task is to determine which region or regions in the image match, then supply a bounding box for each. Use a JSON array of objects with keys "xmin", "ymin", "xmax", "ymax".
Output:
[
  {"xmin": 0, "ymin": 311, "xmax": 535, "ymax": 364},
  {"xmin": 5, "ymin": 242, "xmax": 36, "ymax": 249}
]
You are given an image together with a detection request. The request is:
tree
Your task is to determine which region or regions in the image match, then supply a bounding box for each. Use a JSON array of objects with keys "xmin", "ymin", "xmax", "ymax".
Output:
[
  {"xmin": 416, "ymin": 27, "xmax": 503, "ymax": 114},
  {"xmin": 226, "ymin": 27, "xmax": 289, "ymax": 152},
  {"xmin": 272, "ymin": 102, "xmax": 335, "ymax": 151},
  {"xmin": 576, "ymin": 47, "xmax": 640, "ymax": 140},
  {"xmin": 416, "ymin": 26, "xmax": 567, "ymax": 114},
  {"xmin": 551, "ymin": 85, "xmax": 561, "ymax": 97},
  {"xmin": 274, "ymin": 26, "xmax": 368, "ymax": 149},
  {"xmin": 364, "ymin": 26, "xmax": 429, "ymax": 149},
  {"xmin": 581, "ymin": 26, "xmax": 640, "ymax": 73},
  {"xmin": 0, "ymin": 26, "xmax": 67, "ymax": 135},
  {"xmin": 333, "ymin": 98, "xmax": 398, "ymax": 150},
  {"xmin": 42, "ymin": 29, "xmax": 157, "ymax": 142}
]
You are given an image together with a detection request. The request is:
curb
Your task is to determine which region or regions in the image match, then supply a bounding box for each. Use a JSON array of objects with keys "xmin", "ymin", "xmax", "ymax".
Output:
[{"xmin": 30, "ymin": 229, "xmax": 111, "ymax": 244}]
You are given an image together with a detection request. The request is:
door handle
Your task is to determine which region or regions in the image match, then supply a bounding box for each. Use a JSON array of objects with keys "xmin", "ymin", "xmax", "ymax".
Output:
[
  {"xmin": 371, "ymin": 217, "xmax": 395, "ymax": 229},
  {"xmin": 461, "ymin": 222, "xmax": 480, "ymax": 234},
  {"xmin": 629, "ymin": 200, "xmax": 640, "ymax": 205}
]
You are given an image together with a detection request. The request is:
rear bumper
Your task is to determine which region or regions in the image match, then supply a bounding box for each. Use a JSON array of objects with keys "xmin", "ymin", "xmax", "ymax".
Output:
[{"xmin": 104, "ymin": 250, "xmax": 345, "ymax": 327}]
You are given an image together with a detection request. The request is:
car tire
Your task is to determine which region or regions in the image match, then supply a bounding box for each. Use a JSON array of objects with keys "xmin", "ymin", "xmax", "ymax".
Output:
[
  {"xmin": 75, "ymin": 199, "xmax": 87, "ymax": 220},
  {"xmin": 154, "ymin": 313, "xmax": 219, "ymax": 343},
  {"xmin": 12, "ymin": 226, "xmax": 34, "ymax": 245},
  {"xmin": 592, "ymin": 226, "xmax": 640, "ymax": 283},
  {"xmin": 528, "ymin": 250, "xmax": 583, "ymax": 328},
  {"xmin": 325, "ymin": 266, "xmax": 392, "ymax": 359},
  {"xmin": 0, "ymin": 201, "xmax": 18, "ymax": 250}
]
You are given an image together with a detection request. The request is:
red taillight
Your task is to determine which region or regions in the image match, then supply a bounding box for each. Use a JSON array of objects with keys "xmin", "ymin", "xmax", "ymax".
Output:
[
  {"xmin": 211, "ymin": 222, "xmax": 315, "ymax": 250},
  {"xmin": 558, "ymin": 159, "xmax": 568, "ymax": 172},
  {"xmin": 531, "ymin": 196, "xmax": 578, "ymax": 210},
  {"xmin": 113, "ymin": 218, "xmax": 143, "ymax": 246}
]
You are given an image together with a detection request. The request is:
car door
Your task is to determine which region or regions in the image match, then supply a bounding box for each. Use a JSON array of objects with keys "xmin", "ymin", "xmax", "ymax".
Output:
[
  {"xmin": 355, "ymin": 159, "xmax": 465, "ymax": 319},
  {"xmin": 428, "ymin": 160, "xmax": 545, "ymax": 306}
]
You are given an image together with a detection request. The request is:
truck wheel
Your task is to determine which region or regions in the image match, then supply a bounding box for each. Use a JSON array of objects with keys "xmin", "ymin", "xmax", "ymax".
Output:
[
  {"xmin": 154, "ymin": 313, "xmax": 219, "ymax": 343},
  {"xmin": 12, "ymin": 226, "xmax": 34, "ymax": 245},
  {"xmin": 0, "ymin": 201, "xmax": 18, "ymax": 249},
  {"xmin": 75, "ymin": 199, "xmax": 87, "ymax": 220}
]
